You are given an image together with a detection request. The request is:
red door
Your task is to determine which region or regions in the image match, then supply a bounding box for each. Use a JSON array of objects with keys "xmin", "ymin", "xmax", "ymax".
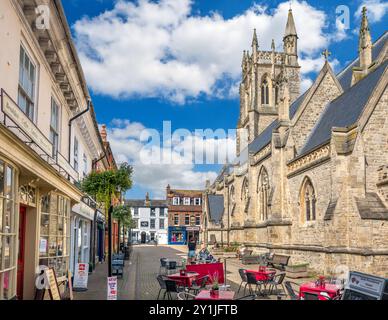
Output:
[{"xmin": 17, "ymin": 206, "xmax": 26, "ymax": 299}]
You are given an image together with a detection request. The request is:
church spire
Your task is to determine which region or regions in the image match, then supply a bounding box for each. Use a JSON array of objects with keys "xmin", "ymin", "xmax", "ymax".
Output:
[
  {"xmin": 359, "ymin": 6, "xmax": 372, "ymax": 70},
  {"xmin": 251, "ymin": 28, "xmax": 258, "ymax": 51},
  {"xmin": 284, "ymin": 8, "xmax": 297, "ymax": 37}
]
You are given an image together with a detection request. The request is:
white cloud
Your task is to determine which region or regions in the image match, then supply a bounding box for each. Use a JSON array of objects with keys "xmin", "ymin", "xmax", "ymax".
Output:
[
  {"xmin": 106, "ymin": 120, "xmax": 235, "ymax": 197},
  {"xmin": 356, "ymin": 0, "xmax": 388, "ymax": 23},
  {"xmin": 73, "ymin": 0, "xmax": 330, "ymax": 103}
]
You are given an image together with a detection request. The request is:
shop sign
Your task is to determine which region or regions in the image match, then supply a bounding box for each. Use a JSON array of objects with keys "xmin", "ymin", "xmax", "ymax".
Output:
[
  {"xmin": 57, "ymin": 152, "xmax": 79, "ymax": 181},
  {"xmin": 347, "ymin": 271, "xmax": 385, "ymax": 298},
  {"xmin": 39, "ymin": 238, "xmax": 48, "ymax": 254},
  {"xmin": 140, "ymin": 221, "xmax": 149, "ymax": 227},
  {"xmin": 186, "ymin": 226, "xmax": 200, "ymax": 231},
  {"xmin": 1, "ymin": 89, "xmax": 52, "ymax": 155},
  {"xmin": 73, "ymin": 202, "xmax": 95, "ymax": 220},
  {"xmin": 107, "ymin": 276, "xmax": 118, "ymax": 300},
  {"xmin": 44, "ymin": 268, "xmax": 61, "ymax": 300},
  {"xmin": 73, "ymin": 263, "xmax": 89, "ymax": 290}
]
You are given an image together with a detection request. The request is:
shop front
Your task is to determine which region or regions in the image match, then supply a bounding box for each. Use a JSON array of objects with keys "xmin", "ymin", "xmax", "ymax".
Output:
[
  {"xmin": 70, "ymin": 199, "xmax": 95, "ymax": 275},
  {"xmin": 0, "ymin": 97, "xmax": 82, "ymax": 300},
  {"xmin": 186, "ymin": 226, "xmax": 201, "ymax": 244},
  {"xmin": 93, "ymin": 209, "xmax": 105, "ymax": 265},
  {"xmin": 168, "ymin": 226, "xmax": 187, "ymax": 245}
]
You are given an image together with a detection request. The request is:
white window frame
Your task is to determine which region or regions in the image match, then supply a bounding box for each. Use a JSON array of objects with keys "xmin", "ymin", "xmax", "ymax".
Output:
[
  {"xmin": 50, "ymin": 97, "xmax": 60, "ymax": 158},
  {"xmin": 183, "ymin": 197, "xmax": 191, "ymax": 205},
  {"xmin": 194, "ymin": 198, "xmax": 201, "ymax": 206},
  {"xmin": 172, "ymin": 197, "xmax": 180, "ymax": 205},
  {"xmin": 73, "ymin": 137, "xmax": 79, "ymax": 172}
]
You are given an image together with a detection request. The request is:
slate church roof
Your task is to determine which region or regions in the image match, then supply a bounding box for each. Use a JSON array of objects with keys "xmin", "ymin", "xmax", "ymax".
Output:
[{"xmin": 300, "ymin": 59, "xmax": 388, "ymax": 156}]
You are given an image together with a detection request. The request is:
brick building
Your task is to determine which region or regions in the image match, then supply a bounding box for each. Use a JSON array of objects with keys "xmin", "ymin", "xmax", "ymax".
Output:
[{"xmin": 166, "ymin": 185, "xmax": 203, "ymax": 245}]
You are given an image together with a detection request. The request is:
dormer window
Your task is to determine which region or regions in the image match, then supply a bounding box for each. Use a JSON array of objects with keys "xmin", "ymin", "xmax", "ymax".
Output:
[
  {"xmin": 183, "ymin": 197, "xmax": 190, "ymax": 205},
  {"xmin": 172, "ymin": 197, "xmax": 180, "ymax": 205}
]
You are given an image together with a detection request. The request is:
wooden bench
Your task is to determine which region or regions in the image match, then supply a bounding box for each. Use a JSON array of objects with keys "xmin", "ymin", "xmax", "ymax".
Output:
[{"xmin": 266, "ymin": 254, "xmax": 290, "ymax": 271}]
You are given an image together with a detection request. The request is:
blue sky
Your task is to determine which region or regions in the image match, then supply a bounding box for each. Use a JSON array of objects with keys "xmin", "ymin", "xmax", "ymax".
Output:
[{"xmin": 62, "ymin": 0, "xmax": 388, "ymax": 199}]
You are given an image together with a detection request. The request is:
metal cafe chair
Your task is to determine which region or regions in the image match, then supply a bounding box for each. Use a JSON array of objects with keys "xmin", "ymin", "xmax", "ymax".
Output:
[
  {"xmin": 189, "ymin": 275, "xmax": 209, "ymax": 295},
  {"xmin": 284, "ymin": 281, "xmax": 300, "ymax": 300},
  {"xmin": 246, "ymin": 272, "xmax": 265, "ymax": 296},
  {"xmin": 237, "ymin": 269, "xmax": 248, "ymax": 295},
  {"xmin": 164, "ymin": 279, "xmax": 185, "ymax": 300},
  {"xmin": 267, "ymin": 272, "xmax": 287, "ymax": 296},
  {"xmin": 156, "ymin": 275, "xmax": 168, "ymax": 300}
]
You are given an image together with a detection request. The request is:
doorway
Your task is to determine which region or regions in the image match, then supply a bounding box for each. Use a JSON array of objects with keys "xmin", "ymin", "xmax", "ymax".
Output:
[
  {"xmin": 16, "ymin": 206, "xmax": 26, "ymax": 299},
  {"xmin": 141, "ymin": 232, "xmax": 146, "ymax": 244}
]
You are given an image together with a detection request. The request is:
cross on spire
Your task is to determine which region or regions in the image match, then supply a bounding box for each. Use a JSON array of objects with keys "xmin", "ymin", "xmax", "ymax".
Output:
[{"xmin": 322, "ymin": 49, "xmax": 331, "ymax": 61}]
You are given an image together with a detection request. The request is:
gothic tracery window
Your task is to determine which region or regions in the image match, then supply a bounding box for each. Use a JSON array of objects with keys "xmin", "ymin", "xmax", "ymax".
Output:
[
  {"xmin": 241, "ymin": 178, "xmax": 249, "ymax": 213},
  {"xmin": 229, "ymin": 186, "xmax": 235, "ymax": 216},
  {"xmin": 300, "ymin": 178, "xmax": 316, "ymax": 222},
  {"xmin": 261, "ymin": 77, "xmax": 269, "ymax": 105},
  {"xmin": 257, "ymin": 167, "xmax": 270, "ymax": 221}
]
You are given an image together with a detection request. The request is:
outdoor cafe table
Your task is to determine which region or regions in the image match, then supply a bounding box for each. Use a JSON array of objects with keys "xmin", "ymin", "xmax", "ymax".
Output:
[
  {"xmin": 168, "ymin": 272, "xmax": 199, "ymax": 287},
  {"xmin": 299, "ymin": 282, "xmax": 342, "ymax": 300},
  {"xmin": 195, "ymin": 290, "xmax": 235, "ymax": 300},
  {"xmin": 246, "ymin": 268, "xmax": 277, "ymax": 281},
  {"xmin": 186, "ymin": 262, "xmax": 225, "ymax": 284}
]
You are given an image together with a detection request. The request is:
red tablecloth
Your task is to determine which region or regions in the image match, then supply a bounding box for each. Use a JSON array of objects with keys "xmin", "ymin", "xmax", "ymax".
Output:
[
  {"xmin": 186, "ymin": 262, "xmax": 225, "ymax": 284},
  {"xmin": 195, "ymin": 290, "xmax": 235, "ymax": 300},
  {"xmin": 168, "ymin": 272, "xmax": 199, "ymax": 287},
  {"xmin": 299, "ymin": 282, "xmax": 342, "ymax": 300},
  {"xmin": 246, "ymin": 268, "xmax": 276, "ymax": 281}
]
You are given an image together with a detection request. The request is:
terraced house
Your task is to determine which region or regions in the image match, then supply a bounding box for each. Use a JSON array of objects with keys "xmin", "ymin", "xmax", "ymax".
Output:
[
  {"xmin": 0, "ymin": 0, "xmax": 113, "ymax": 299},
  {"xmin": 203, "ymin": 8, "xmax": 388, "ymax": 276}
]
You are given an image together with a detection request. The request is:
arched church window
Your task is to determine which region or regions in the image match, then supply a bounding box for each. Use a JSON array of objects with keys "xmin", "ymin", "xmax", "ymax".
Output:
[
  {"xmin": 300, "ymin": 178, "xmax": 316, "ymax": 222},
  {"xmin": 261, "ymin": 78, "xmax": 269, "ymax": 105},
  {"xmin": 257, "ymin": 167, "xmax": 270, "ymax": 221},
  {"xmin": 275, "ymin": 84, "xmax": 280, "ymax": 105},
  {"xmin": 241, "ymin": 178, "xmax": 249, "ymax": 213},
  {"xmin": 229, "ymin": 186, "xmax": 235, "ymax": 216}
]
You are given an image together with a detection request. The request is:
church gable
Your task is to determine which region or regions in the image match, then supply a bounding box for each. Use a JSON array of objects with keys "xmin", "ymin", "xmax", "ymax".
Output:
[{"xmin": 290, "ymin": 62, "xmax": 343, "ymax": 153}]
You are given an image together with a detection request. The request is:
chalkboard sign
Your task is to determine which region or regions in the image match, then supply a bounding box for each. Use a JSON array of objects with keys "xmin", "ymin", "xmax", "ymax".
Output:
[{"xmin": 45, "ymin": 268, "xmax": 61, "ymax": 300}]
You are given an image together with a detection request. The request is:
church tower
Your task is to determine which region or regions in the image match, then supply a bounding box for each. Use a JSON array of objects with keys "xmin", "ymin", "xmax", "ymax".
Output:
[{"xmin": 236, "ymin": 8, "xmax": 300, "ymax": 156}]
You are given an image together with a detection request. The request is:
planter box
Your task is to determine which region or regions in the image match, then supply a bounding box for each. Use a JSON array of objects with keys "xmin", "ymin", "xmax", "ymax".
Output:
[{"xmin": 286, "ymin": 264, "xmax": 309, "ymax": 279}]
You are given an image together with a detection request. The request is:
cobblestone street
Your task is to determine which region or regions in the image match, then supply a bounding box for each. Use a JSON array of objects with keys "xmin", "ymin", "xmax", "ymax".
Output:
[{"xmin": 74, "ymin": 245, "xmax": 313, "ymax": 300}]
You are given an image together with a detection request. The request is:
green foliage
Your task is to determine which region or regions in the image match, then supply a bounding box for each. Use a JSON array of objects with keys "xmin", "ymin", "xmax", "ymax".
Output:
[
  {"xmin": 113, "ymin": 205, "xmax": 136, "ymax": 228},
  {"xmin": 81, "ymin": 162, "xmax": 133, "ymax": 212}
]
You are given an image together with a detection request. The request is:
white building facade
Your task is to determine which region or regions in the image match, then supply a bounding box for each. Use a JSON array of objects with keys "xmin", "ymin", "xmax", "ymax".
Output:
[{"xmin": 126, "ymin": 196, "xmax": 168, "ymax": 245}]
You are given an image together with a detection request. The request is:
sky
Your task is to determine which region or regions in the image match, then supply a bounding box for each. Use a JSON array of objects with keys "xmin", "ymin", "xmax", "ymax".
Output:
[{"xmin": 61, "ymin": 0, "xmax": 388, "ymax": 199}]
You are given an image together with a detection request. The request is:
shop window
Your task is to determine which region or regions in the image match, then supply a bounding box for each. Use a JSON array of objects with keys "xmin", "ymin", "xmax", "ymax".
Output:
[
  {"xmin": 18, "ymin": 46, "xmax": 36, "ymax": 121},
  {"xmin": 171, "ymin": 232, "xmax": 183, "ymax": 243},
  {"xmin": 39, "ymin": 193, "xmax": 71, "ymax": 278},
  {"xmin": 0, "ymin": 160, "xmax": 17, "ymax": 300}
]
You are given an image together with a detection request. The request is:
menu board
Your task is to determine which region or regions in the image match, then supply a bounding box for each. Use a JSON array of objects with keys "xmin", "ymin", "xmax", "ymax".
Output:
[
  {"xmin": 44, "ymin": 268, "xmax": 61, "ymax": 300},
  {"xmin": 107, "ymin": 276, "xmax": 118, "ymax": 300},
  {"xmin": 73, "ymin": 263, "xmax": 89, "ymax": 290},
  {"xmin": 346, "ymin": 271, "xmax": 386, "ymax": 299}
]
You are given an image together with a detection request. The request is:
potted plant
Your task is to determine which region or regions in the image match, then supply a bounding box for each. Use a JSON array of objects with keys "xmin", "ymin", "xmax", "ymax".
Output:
[{"xmin": 210, "ymin": 272, "xmax": 219, "ymax": 297}]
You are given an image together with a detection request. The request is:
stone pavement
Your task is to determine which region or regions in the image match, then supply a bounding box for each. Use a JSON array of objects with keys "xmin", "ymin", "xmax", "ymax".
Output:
[{"xmin": 74, "ymin": 245, "xmax": 314, "ymax": 300}]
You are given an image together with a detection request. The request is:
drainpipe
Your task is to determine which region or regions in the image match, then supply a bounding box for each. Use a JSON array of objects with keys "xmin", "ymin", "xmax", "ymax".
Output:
[{"xmin": 68, "ymin": 100, "xmax": 91, "ymax": 161}]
